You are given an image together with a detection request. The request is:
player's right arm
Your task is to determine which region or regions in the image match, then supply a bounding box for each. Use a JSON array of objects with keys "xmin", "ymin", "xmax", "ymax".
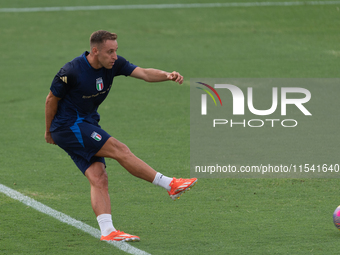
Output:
[{"xmin": 45, "ymin": 91, "xmax": 61, "ymax": 144}]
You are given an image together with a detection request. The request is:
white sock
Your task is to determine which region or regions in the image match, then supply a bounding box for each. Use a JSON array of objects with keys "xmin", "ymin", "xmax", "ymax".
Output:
[
  {"xmin": 97, "ymin": 214, "xmax": 116, "ymax": 236},
  {"xmin": 152, "ymin": 172, "xmax": 172, "ymax": 191}
]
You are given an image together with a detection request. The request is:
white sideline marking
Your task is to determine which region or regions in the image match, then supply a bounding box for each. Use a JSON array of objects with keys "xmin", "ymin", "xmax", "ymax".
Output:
[
  {"xmin": 0, "ymin": 1, "xmax": 340, "ymax": 13},
  {"xmin": 0, "ymin": 184, "xmax": 151, "ymax": 255}
]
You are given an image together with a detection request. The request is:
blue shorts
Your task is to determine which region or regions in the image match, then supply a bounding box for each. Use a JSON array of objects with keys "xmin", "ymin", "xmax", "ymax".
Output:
[{"xmin": 51, "ymin": 121, "xmax": 111, "ymax": 175}]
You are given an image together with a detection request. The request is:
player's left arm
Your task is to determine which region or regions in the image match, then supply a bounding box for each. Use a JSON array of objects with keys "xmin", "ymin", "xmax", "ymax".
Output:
[{"xmin": 130, "ymin": 67, "xmax": 183, "ymax": 84}]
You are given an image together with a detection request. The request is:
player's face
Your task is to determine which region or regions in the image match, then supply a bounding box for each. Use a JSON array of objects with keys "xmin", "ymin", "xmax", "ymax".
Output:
[{"xmin": 97, "ymin": 39, "xmax": 118, "ymax": 69}]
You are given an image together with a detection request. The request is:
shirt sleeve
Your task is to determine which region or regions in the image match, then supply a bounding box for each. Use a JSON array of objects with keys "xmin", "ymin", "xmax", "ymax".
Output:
[
  {"xmin": 115, "ymin": 55, "xmax": 138, "ymax": 76},
  {"xmin": 50, "ymin": 62, "xmax": 76, "ymax": 98}
]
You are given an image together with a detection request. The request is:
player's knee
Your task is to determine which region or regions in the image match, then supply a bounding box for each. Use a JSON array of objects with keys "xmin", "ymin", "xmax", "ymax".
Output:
[
  {"xmin": 86, "ymin": 166, "xmax": 109, "ymax": 189},
  {"xmin": 113, "ymin": 141, "xmax": 133, "ymax": 161},
  {"xmin": 93, "ymin": 172, "xmax": 109, "ymax": 190}
]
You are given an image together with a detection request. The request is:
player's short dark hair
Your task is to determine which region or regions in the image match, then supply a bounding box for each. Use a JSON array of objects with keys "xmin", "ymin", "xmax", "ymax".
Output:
[{"xmin": 90, "ymin": 30, "xmax": 117, "ymax": 48}]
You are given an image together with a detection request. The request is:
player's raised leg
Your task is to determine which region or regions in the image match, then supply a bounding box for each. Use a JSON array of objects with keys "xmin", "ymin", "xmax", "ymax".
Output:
[
  {"xmin": 95, "ymin": 137, "xmax": 197, "ymax": 200},
  {"xmin": 95, "ymin": 137, "xmax": 157, "ymax": 182}
]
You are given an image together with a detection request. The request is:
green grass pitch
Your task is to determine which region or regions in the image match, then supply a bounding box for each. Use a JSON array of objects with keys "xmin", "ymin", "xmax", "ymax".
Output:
[{"xmin": 1, "ymin": 0, "xmax": 340, "ymax": 254}]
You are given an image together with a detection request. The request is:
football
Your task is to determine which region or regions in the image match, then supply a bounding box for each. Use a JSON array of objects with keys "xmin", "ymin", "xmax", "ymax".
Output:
[{"xmin": 333, "ymin": 206, "xmax": 340, "ymax": 230}]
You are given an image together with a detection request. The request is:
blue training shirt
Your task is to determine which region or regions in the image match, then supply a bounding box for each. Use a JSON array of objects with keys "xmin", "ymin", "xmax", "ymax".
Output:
[{"xmin": 50, "ymin": 51, "xmax": 137, "ymax": 132}]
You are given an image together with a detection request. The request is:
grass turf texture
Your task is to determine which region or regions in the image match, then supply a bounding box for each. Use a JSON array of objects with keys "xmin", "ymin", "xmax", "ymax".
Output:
[{"xmin": 0, "ymin": 0, "xmax": 340, "ymax": 254}]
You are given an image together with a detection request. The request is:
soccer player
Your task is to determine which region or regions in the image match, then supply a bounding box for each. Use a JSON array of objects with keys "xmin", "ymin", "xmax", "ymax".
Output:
[{"xmin": 45, "ymin": 30, "xmax": 197, "ymax": 242}]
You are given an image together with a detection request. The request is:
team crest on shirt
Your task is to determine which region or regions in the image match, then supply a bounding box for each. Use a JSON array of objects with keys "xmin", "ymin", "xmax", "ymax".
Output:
[
  {"xmin": 91, "ymin": 131, "xmax": 102, "ymax": 141},
  {"xmin": 96, "ymin": 77, "xmax": 104, "ymax": 91}
]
